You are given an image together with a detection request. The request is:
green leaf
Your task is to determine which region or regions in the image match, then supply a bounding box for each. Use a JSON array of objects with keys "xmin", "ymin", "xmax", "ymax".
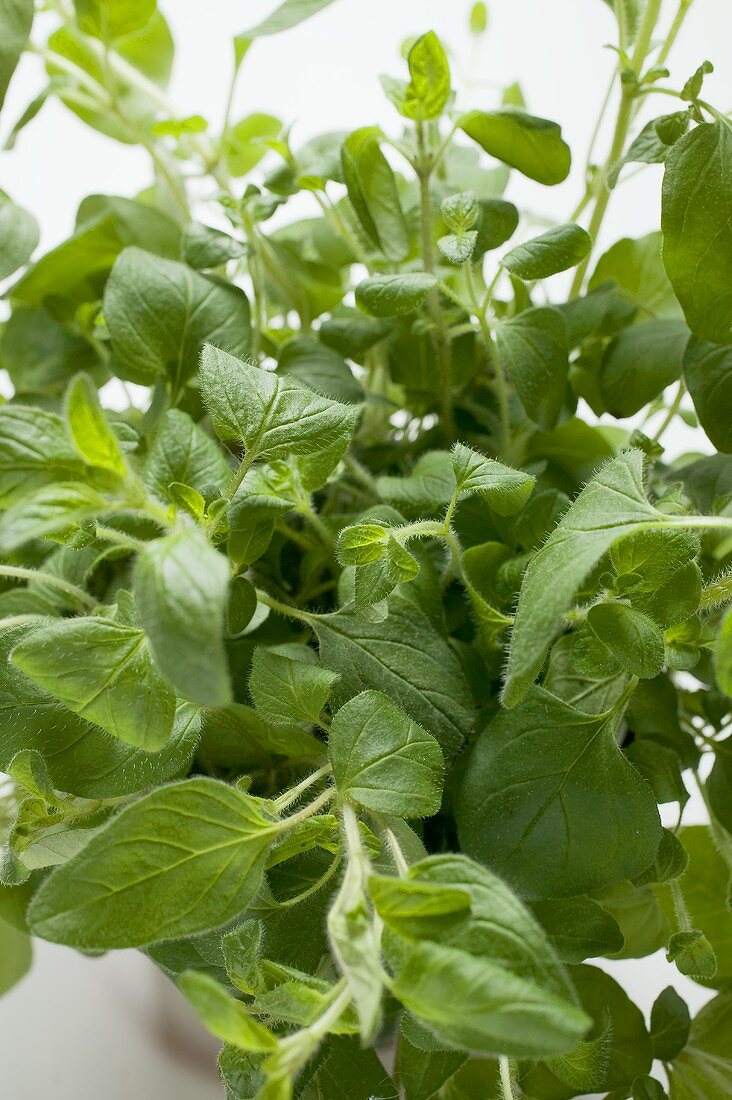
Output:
[
  {"xmin": 404, "ymin": 854, "xmax": 579, "ymax": 1001},
  {"xmin": 389, "ymin": 938, "xmax": 589, "ymax": 1058},
  {"xmin": 74, "ymin": 0, "xmax": 156, "ymax": 40},
  {"xmin": 667, "ymin": 994, "xmax": 732, "ymax": 1100},
  {"xmin": 0, "ymin": 914, "xmax": 31, "ymax": 996},
  {"xmin": 590, "ymin": 231, "xmax": 681, "ymax": 319},
  {"xmin": 104, "ymin": 248, "xmax": 251, "ymax": 391},
  {"xmin": 437, "ymin": 231, "xmax": 477, "ymax": 265},
  {"xmin": 28, "ymin": 778, "xmax": 276, "ymax": 948},
  {"xmin": 278, "ymin": 336, "xmax": 363, "ymax": 404},
  {"xmin": 0, "ymin": 191, "xmax": 38, "ymax": 280},
  {"xmin": 0, "ymin": 305, "xmax": 104, "ymax": 397},
  {"xmin": 315, "ymin": 589, "xmax": 474, "ymax": 759},
  {"xmin": 368, "ymin": 873, "xmax": 471, "ymax": 938},
  {"xmin": 0, "ymin": 404, "xmax": 85, "ymax": 506},
  {"xmin": 470, "ymin": 2, "xmax": 488, "ymax": 34},
  {"xmin": 0, "ymin": 627, "xmax": 201, "ymax": 797},
  {"xmin": 451, "ymin": 443, "xmax": 535, "ymax": 515},
  {"xmin": 12, "ymin": 196, "xmax": 180, "ymax": 311},
  {"xmin": 662, "ymin": 121, "xmax": 732, "ymax": 343},
  {"xmin": 459, "ymin": 109, "xmax": 571, "ymax": 185},
  {"xmin": 133, "ymin": 529, "xmax": 232, "ymax": 708},
  {"xmin": 65, "ymin": 373, "xmax": 126, "ymax": 477},
  {"xmin": 178, "ymin": 970, "xmax": 276, "ymax": 1051},
  {"xmin": 600, "ymin": 319, "xmax": 689, "ymax": 417},
  {"xmin": 11, "ymin": 615, "xmax": 175, "ymax": 752},
  {"xmin": 352, "ymin": 536, "xmax": 420, "ymax": 609},
  {"xmin": 587, "ymin": 602, "xmax": 666, "ymax": 679},
  {"xmin": 180, "ymin": 222, "xmax": 245, "ymax": 270},
  {"xmin": 200, "ymin": 344, "xmax": 358, "ymax": 489},
  {"xmin": 0, "ymin": 481, "xmax": 111, "ymax": 556},
  {"xmin": 250, "ymin": 647, "xmax": 337, "ymax": 727},
  {"xmin": 397, "ymin": 1019, "xmax": 467, "ymax": 1100},
  {"xmin": 522, "ymin": 963, "xmax": 652, "ymax": 1096},
  {"xmin": 225, "ymin": 113, "xmax": 281, "ymax": 177},
  {"xmin": 299, "ymin": 1036, "xmax": 399, "ymax": 1100},
  {"xmin": 658, "ymin": 827, "xmax": 732, "ymax": 988},
  {"xmin": 0, "ymin": 0, "xmax": 34, "ymax": 110},
  {"xmin": 226, "ymin": 575, "xmax": 257, "ymax": 636},
  {"xmin": 337, "ymin": 523, "xmax": 389, "ymax": 565},
  {"xmin": 495, "ymin": 306, "xmax": 569, "ymax": 430},
  {"xmin": 667, "ymin": 930, "xmax": 718, "ymax": 981},
  {"xmin": 144, "ymin": 409, "xmax": 232, "ymax": 505},
  {"xmin": 650, "ymin": 985, "xmax": 691, "ymax": 1061},
  {"xmin": 501, "ymin": 223, "xmax": 591, "ymax": 280},
  {"xmin": 329, "ymin": 689, "xmax": 443, "ymax": 817},
  {"xmin": 46, "ymin": 16, "xmax": 173, "ymax": 142},
  {"xmin": 342, "ymin": 127, "xmax": 409, "ymax": 260},
  {"xmin": 237, "ymin": 0, "xmax": 337, "ymax": 40},
  {"xmin": 457, "ymin": 687, "xmax": 661, "ymax": 898},
  {"xmin": 504, "ymin": 450, "xmax": 666, "ymax": 707},
  {"xmin": 683, "ymin": 337, "xmax": 732, "ymax": 453},
  {"xmin": 400, "ymin": 31, "xmax": 451, "ymax": 121},
  {"xmin": 531, "ymin": 896, "xmax": 624, "ymax": 963},
  {"xmin": 355, "ymin": 272, "xmax": 436, "ymax": 318}
]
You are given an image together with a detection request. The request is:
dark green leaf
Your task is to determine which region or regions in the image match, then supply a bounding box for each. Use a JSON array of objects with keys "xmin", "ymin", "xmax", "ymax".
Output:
[
  {"xmin": 662, "ymin": 121, "xmax": 732, "ymax": 343},
  {"xmin": 495, "ymin": 306, "xmax": 568, "ymax": 430},
  {"xmin": 342, "ymin": 128, "xmax": 409, "ymax": 260},
  {"xmin": 104, "ymin": 248, "xmax": 251, "ymax": 391},
  {"xmin": 650, "ymin": 985, "xmax": 691, "ymax": 1061},
  {"xmin": 457, "ymin": 687, "xmax": 661, "ymax": 898},
  {"xmin": 314, "ymin": 589, "xmax": 475, "ymax": 759},
  {"xmin": 683, "ymin": 336, "xmax": 732, "ymax": 453},
  {"xmin": 501, "ymin": 223, "xmax": 591, "ymax": 280},
  {"xmin": 355, "ymin": 273, "xmax": 436, "ymax": 317}
]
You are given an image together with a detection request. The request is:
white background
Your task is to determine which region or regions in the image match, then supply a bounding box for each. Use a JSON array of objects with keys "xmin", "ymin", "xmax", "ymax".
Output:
[{"xmin": 1, "ymin": 1, "xmax": 730, "ymax": 1096}]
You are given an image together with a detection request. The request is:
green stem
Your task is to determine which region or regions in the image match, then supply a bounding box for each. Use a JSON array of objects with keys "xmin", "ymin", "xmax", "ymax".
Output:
[
  {"xmin": 693, "ymin": 771, "xmax": 732, "ymax": 870},
  {"xmin": 669, "ymin": 878, "xmax": 693, "ymax": 932},
  {"xmin": 652, "ymin": 378, "xmax": 686, "ymax": 443},
  {"xmin": 464, "ymin": 262, "xmax": 510, "ymax": 459},
  {"xmin": 700, "ymin": 569, "xmax": 732, "ymax": 612},
  {"xmin": 657, "ymin": 0, "xmax": 695, "ymax": 68},
  {"xmin": 416, "ymin": 120, "xmax": 454, "ymax": 439},
  {"xmin": 662, "ymin": 516, "xmax": 732, "ymax": 533},
  {"xmin": 296, "ymin": 498, "xmax": 333, "ymax": 547},
  {"xmin": 273, "ymin": 786, "xmax": 334, "ymax": 834},
  {"xmin": 499, "ymin": 1057, "xmax": 516, "ymax": 1100},
  {"xmin": 255, "ymin": 587, "xmax": 317, "ymax": 625},
  {"xmin": 273, "ymin": 763, "xmax": 332, "ymax": 813},
  {"xmin": 570, "ymin": 0, "xmax": 664, "ymax": 296},
  {"xmin": 373, "ymin": 815, "xmax": 410, "ymax": 876},
  {"xmin": 0, "ymin": 564, "xmax": 97, "ymax": 610}
]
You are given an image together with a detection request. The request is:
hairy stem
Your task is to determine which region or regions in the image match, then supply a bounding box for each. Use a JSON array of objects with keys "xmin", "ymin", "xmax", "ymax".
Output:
[
  {"xmin": 570, "ymin": 0, "xmax": 664, "ymax": 296},
  {"xmin": 416, "ymin": 120, "xmax": 455, "ymax": 439},
  {"xmin": 0, "ymin": 564, "xmax": 97, "ymax": 610}
]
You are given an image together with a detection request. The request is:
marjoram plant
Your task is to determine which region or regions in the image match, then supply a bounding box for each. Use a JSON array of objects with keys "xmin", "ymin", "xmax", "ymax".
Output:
[{"xmin": 1, "ymin": 0, "xmax": 731, "ymax": 1097}]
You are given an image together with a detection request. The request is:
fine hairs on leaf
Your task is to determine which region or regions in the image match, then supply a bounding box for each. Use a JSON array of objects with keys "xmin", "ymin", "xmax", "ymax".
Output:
[{"xmin": 0, "ymin": 3, "xmax": 731, "ymax": 1099}]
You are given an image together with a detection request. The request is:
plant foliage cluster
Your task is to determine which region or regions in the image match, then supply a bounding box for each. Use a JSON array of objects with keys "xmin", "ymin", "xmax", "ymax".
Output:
[{"xmin": 0, "ymin": 1, "xmax": 731, "ymax": 1097}]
